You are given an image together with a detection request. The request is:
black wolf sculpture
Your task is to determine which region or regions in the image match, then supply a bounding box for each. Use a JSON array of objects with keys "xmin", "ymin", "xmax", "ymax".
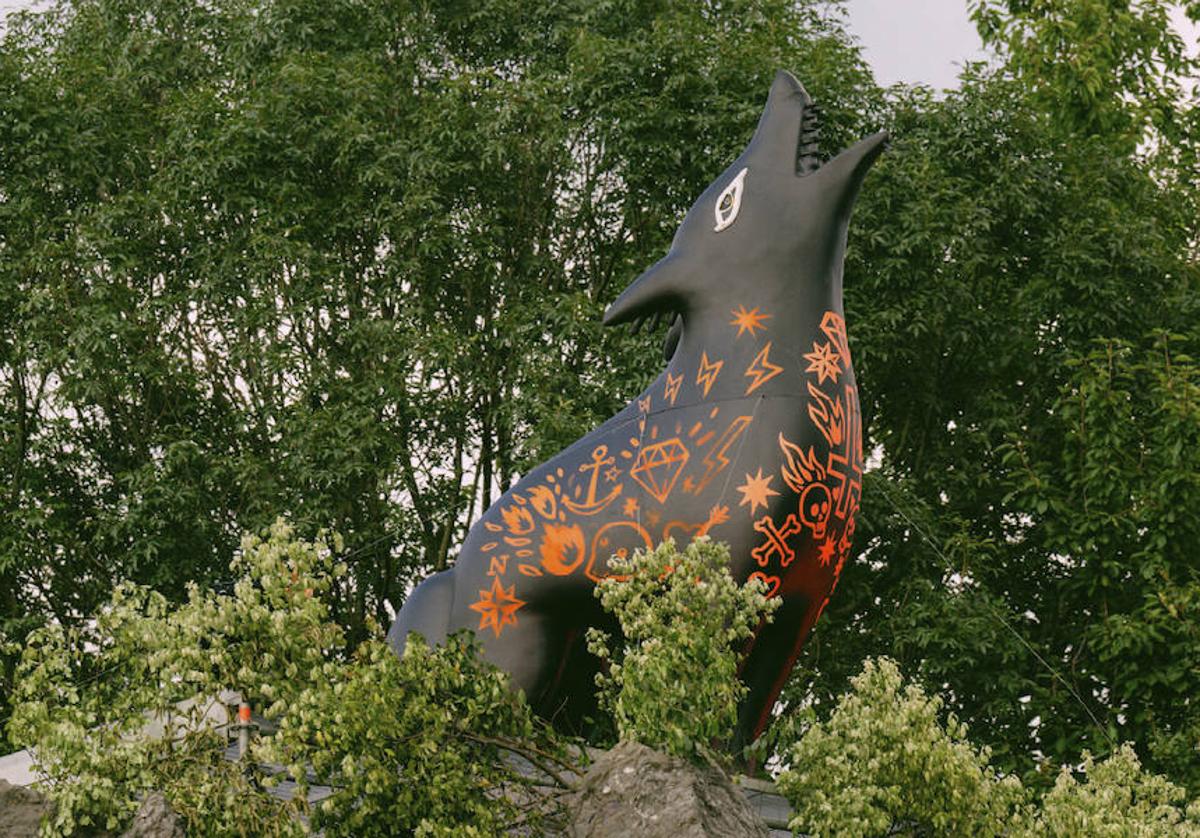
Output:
[{"xmin": 389, "ymin": 70, "xmax": 886, "ymax": 747}]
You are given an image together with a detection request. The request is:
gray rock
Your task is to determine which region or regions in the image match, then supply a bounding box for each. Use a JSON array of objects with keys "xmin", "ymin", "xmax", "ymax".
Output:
[
  {"xmin": 569, "ymin": 741, "xmax": 769, "ymax": 838},
  {"xmin": 120, "ymin": 792, "xmax": 184, "ymax": 838},
  {"xmin": 0, "ymin": 780, "xmax": 53, "ymax": 838}
]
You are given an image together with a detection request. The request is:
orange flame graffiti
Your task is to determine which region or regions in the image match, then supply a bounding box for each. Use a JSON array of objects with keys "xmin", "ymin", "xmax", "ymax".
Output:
[
  {"xmin": 778, "ymin": 433, "xmax": 826, "ymax": 493},
  {"xmin": 539, "ymin": 523, "xmax": 585, "ymax": 576}
]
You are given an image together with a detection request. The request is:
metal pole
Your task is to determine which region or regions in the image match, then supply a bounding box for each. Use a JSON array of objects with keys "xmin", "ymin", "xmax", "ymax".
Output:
[{"xmin": 237, "ymin": 702, "xmax": 251, "ymax": 760}]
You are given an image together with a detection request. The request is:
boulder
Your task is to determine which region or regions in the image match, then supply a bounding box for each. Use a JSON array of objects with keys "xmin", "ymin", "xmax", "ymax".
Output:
[
  {"xmin": 0, "ymin": 780, "xmax": 53, "ymax": 838},
  {"xmin": 568, "ymin": 741, "xmax": 769, "ymax": 838},
  {"xmin": 120, "ymin": 792, "xmax": 183, "ymax": 838}
]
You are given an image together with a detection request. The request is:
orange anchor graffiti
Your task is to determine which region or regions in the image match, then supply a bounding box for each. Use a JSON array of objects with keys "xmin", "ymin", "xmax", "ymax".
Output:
[{"xmin": 562, "ymin": 445, "xmax": 623, "ymax": 516}]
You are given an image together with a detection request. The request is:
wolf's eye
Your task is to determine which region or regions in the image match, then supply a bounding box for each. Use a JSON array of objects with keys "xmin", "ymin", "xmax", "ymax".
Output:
[{"xmin": 713, "ymin": 167, "xmax": 748, "ymax": 233}]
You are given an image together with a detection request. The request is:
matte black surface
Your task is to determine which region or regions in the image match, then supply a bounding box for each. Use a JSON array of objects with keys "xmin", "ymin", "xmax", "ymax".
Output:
[{"xmin": 389, "ymin": 71, "xmax": 885, "ymax": 746}]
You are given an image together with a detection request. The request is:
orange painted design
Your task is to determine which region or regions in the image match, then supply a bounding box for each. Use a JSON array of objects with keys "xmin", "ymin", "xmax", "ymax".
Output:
[
  {"xmin": 469, "ymin": 577, "xmax": 526, "ymax": 638},
  {"xmin": 539, "ymin": 523, "xmax": 586, "ymax": 575},
  {"xmin": 488, "ymin": 555, "xmax": 509, "ymax": 577},
  {"xmin": 622, "ymin": 497, "xmax": 639, "ymax": 516},
  {"xmin": 819, "ymin": 310, "xmax": 851, "ymax": 366},
  {"xmin": 729, "ymin": 305, "xmax": 771, "ymax": 338},
  {"xmin": 481, "ymin": 541, "xmax": 499, "ymax": 552},
  {"xmin": 528, "ymin": 485, "xmax": 558, "ymax": 520},
  {"xmin": 736, "ymin": 468, "xmax": 779, "ymax": 515},
  {"xmin": 744, "ymin": 342, "xmax": 784, "ymax": 394},
  {"xmin": 662, "ymin": 505, "xmax": 730, "ymax": 542},
  {"xmin": 806, "ymin": 381, "xmax": 845, "ymax": 448},
  {"xmin": 691, "ymin": 415, "xmax": 752, "ymax": 494},
  {"xmin": 779, "ymin": 433, "xmax": 826, "ymax": 492},
  {"xmin": 817, "ymin": 536, "xmax": 837, "ymax": 567},
  {"xmin": 518, "ymin": 564, "xmax": 543, "ymax": 577},
  {"xmin": 563, "ymin": 445, "xmax": 622, "ymax": 516},
  {"xmin": 752, "ymin": 513, "xmax": 801, "ymax": 568},
  {"xmin": 587, "ymin": 521, "xmax": 652, "ymax": 582},
  {"xmin": 688, "ymin": 421, "xmax": 703, "ymax": 438},
  {"xmin": 630, "ymin": 438, "xmax": 690, "ymax": 503},
  {"xmin": 803, "ymin": 341, "xmax": 842, "ymax": 385},
  {"xmin": 504, "ymin": 536, "xmax": 532, "ymax": 547},
  {"xmin": 696, "ymin": 352, "xmax": 723, "ymax": 397},
  {"xmin": 748, "ymin": 571, "xmax": 781, "ymax": 598},
  {"xmin": 724, "ymin": 303, "xmax": 772, "ymax": 336},
  {"xmin": 695, "ymin": 431, "xmax": 715, "ymax": 447},
  {"xmin": 484, "ymin": 522, "xmax": 502, "ymax": 533},
  {"xmin": 664, "ymin": 372, "xmax": 683, "ymax": 405},
  {"xmin": 638, "ymin": 395, "xmax": 652, "ymax": 414}
]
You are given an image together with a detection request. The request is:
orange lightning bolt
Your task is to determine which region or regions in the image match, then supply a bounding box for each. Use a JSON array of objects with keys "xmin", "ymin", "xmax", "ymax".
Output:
[
  {"xmin": 691, "ymin": 415, "xmax": 752, "ymax": 494},
  {"xmin": 696, "ymin": 352, "xmax": 723, "ymax": 397},
  {"xmin": 744, "ymin": 342, "xmax": 784, "ymax": 395}
]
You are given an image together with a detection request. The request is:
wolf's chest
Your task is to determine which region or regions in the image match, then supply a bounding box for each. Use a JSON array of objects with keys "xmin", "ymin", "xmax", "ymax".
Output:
[{"xmin": 464, "ymin": 308, "xmax": 862, "ymax": 637}]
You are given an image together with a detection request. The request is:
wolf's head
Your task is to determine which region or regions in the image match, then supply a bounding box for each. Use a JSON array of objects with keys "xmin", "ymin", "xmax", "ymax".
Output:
[{"xmin": 604, "ymin": 71, "xmax": 886, "ymax": 355}]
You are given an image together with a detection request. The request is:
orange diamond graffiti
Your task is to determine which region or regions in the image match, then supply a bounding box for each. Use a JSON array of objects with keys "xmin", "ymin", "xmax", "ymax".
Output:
[{"xmin": 630, "ymin": 438, "xmax": 690, "ymax": 503}]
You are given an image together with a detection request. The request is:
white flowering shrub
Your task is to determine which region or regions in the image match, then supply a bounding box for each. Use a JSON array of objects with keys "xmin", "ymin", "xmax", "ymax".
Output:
[
  {"xmin": 779, "ymin": 657, "xmax": 1200, "ymax": 837},
  {"xmin": 1029, "ymin": 745, "xmax": 1200, "ymax": 837},
  {"xmin": 586, "ymin": 537, "xmax": 778, "ymax": 761},
  {"xmin": 8, "ymin": 520, "xmax": 569, "ymax": 835},
  {"xmin": 269, "ymin": 634, "xmax": 574, "ymax": 837},
  {"xmin": 778, "ymin": 657, "xmax": 1026, "ymax": 837}
]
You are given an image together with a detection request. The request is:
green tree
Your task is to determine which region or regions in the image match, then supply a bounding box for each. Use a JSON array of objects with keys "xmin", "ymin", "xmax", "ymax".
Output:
[
  {"xmin": 0, "ymin": 0, "xmax": 880, "ymax": 743},
  {"xmin": 785, "ymin": 0, "xmax": 1200, "ymax": 794}
]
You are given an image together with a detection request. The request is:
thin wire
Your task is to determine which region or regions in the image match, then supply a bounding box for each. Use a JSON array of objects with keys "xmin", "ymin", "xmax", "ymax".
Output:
[{"xmin": 870, "ymin": 475, "xmax": 1116, "ymax": 748}]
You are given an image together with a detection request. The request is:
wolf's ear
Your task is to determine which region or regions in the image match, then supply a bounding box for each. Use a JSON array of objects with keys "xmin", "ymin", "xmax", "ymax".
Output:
[{"xmin": 747, "ymin": 70, "xmax": 813, "ymax": 172}]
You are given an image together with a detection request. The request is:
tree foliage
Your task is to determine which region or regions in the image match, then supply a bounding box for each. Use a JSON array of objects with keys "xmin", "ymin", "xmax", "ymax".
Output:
[
  {"xmin": 0, "ymin": 0, "xmax": 877, "ymax": 743},
  {"xmin": 586, "ymin": 537, "xmax": 778, "ymax": 761},
  {"xmin": 2, "ymin": 0, "xmax": 1199, "ymax": 802}
]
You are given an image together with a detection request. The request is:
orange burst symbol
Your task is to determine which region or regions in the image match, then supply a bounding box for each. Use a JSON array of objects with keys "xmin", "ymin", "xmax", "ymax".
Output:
[
  {"xmin": 736, "ymin": 468, "xmax": 780, "ymax": 515},
  {"xmin": 803, "ymin": 341, "xmax": 843, "ymax": 385},
  {"xmin": 696, "ymin": 352, "xmax": 724, "ymax": 397},
  {"xmin": 730, "ymin": 305, "xmax": 771, "ymax": 338},
  {"xmin": 744, "ymin": 342, "xmax": 784, "ymax": 395},
  {"xmin": 469, "ymin": 577, "xmax": 526, "ymax": 637},
  {"xmin": 817, "ymin": 536, "xmax": 838, "ymax": 567}
]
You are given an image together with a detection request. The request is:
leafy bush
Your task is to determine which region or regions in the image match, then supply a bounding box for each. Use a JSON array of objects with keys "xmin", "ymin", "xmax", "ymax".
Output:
[
  {"xmin": 586, "ymin": 537, "xmax": 778, "ymax": 761},
  {"xmin": 1031, "ymin": 745, "xmax": 1200, "ymax": 838},
  {"xmin": 8, "ymin": 519, "xmax": 340, "ymax": 834},
  {"xmin": 778, "ymin": 657, "xmax": 1200, "ymax": 837},
  {"xmin": 8, "ymin": 520, "xmax": 571, "ymax": 835},
  {"xmin": 271, "ymin": 634, "xmax": 574, "ymax": 837}
]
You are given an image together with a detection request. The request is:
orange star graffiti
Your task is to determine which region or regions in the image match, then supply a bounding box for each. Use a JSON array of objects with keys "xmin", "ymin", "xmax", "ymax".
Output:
[
  {"xmin": 744, "ymin": 342, "xmax": 784, "ymax": 395},
  {"xmin": 729, "ymin": 305, "xmax": 771, "ymax": 338},
  {"xmin": 736, "ymin": 468, "xmax": 780, "ymax": 515},
  {"xmin": 469, "ymin": 577, "xmax": 526, "ymax": 637},
  {"xmin": 803, "ymin": 341, "xmax": 843, "ymax": 384},
  {"xmin": 696, "ymin": 352, "xmax": 723, "ymax": 397}
]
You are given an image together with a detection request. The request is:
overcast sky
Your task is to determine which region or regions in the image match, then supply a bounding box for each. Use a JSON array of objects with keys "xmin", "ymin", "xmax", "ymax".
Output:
[{"xmin": 1, "ymin": 0, "xmax": 1198, "ymax": 91}]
